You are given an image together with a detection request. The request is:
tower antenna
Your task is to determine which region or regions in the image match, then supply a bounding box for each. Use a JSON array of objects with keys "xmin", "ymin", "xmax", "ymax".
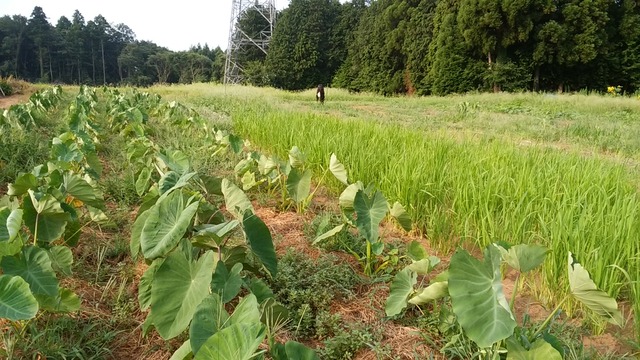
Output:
[{"xmin": 224, "ymin": 0, "xmax": 277, "ymax": 84}]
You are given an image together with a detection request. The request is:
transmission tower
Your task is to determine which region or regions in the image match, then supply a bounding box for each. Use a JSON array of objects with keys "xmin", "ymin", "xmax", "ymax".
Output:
[{"xmin": 224, "ymin": 0, "xmax": 277, "ymax": 84}]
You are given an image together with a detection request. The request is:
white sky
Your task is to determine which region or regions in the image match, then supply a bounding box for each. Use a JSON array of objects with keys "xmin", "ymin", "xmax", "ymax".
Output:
[{"xmin": 0, "ymin": 0, "xmax": 290, "ymax": 51}]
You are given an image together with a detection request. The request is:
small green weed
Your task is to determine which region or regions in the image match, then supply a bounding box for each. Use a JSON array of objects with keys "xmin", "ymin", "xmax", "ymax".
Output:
[{"xmin": 268, "ymin": 251, "xmax": 361, "ymax": 338}]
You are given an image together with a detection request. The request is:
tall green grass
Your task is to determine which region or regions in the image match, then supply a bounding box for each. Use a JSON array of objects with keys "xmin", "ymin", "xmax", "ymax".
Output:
[{"xmin": 156, "ymin": 84, "xmax": 640, "ymax": 336}]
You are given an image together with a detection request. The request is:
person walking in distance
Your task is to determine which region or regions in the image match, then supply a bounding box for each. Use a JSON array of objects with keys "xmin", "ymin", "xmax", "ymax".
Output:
[{"xmin": 316, "ymin": 84, "xmax": 325, "ymax": 104}]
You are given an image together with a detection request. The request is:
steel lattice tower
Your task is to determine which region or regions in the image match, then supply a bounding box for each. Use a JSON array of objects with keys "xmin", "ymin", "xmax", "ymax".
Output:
[{"xmin": 224, "ymin": 0, "xmax": 277, "ymax": 84}]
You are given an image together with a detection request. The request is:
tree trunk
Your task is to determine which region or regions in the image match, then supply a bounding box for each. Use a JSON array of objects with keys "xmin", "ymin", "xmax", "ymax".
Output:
[
  {"xmin": 77, "ymin": 58, "xmax": 81, "ymax": 84},
  {"xmin": 91, "ymin": 43, "xmax": 96, "ymax": 84},
  {"xmin": 101, "ymin": 39, "xmax": 106, "ymax": 85},
  {"xmin": 533, "ymin": 66, "xmax": 540, "ymax": 92},
  {"xmin": 14, "ymin": 32, "xmax": 23, "ymax": 77},
  {"xmin": 557, "ymin": 83, "xmax": 564, "ymax": 93},
  {"xmin": 49, "ymin": 50, "xmax": 53, "ymax": 82},
  {"xmin": 39, "ymin": 47, "xmax": 45, "ymax": 80},
  {"xmin": 488, "ymin": 51, "xmax": 500, "ymax": 93}
]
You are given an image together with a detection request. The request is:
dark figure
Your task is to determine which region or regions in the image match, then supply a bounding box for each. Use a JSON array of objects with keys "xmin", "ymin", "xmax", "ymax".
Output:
[{"xmin": 316, "ymin": 84, "xmax": 325, "ymax": 104}]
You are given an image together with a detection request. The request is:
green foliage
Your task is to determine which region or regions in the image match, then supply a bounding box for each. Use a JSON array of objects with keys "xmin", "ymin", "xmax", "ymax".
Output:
[{"xmin": 267, "ymin": 251, "xmax": 360, "ymax": 338}]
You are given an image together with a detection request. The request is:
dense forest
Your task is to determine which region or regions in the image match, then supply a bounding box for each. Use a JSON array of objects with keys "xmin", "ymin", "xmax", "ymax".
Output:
[
  {"xmin": 2, "ymin": 1, "xmax": 640, "ymax": 94},
  {"xmin": 0, "ymin": 7, "xmax": 225, "ymax": 86}
]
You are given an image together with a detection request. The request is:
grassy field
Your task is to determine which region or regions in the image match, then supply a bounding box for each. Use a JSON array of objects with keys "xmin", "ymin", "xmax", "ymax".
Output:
[{"xmin": 155, "ymin": 84, "xmax": 640, "ymax": 334}]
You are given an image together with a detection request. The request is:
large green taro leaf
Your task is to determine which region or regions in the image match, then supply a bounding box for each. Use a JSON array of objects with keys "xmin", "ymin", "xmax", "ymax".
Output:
[
  {"xmin": 7, "ymin": 173, "xmax": 38, "ymax": 197},
  {"xmin": 288, "ymin": 146, "xmax": 305, "ymax": 168},
  {"xmin": 22, "ymin": 190, "xmax": 70, "ymax": 244},
  {"xmin": 385, "ymin": 268, "xmax": 417, "ymax": 316},
  {"xmin": 62, "ymin": 172, "xmax": 104, "ymax": 208},
  {"xmin": 506, "ymin": 337, "xmax": 562, "ymax": 360},
  {"xmin": 211, "ymin": 262, "xmax": 243, "ymax": 303},
  {"xmin": 408, "ymin": 281, "xmax": 448, "ymax": 305},
  {"xmin": 1, "ymin": 246, "xmax": 59, "ymax": 297},
  {"xmin": 0, "ymin": 207, "xmax": 22, "ymax": 243},
  {"xmin": 568, "ymin": 252, "xmax": 623, "ymax": 326},
  {"xmin": 390, "ymin": 202, "xmax": 412, "ymax": 232},
  {"xmin": 149, "ymin": 250, "xmax": 215, "ymax": 339},
  {"xmin": 242, "ymin": 212, "xmax": 277, "ymax": 277},
  {"xmin": 449, "ymin": 246, "xmax": 516, "ymax": 348},
  {"xmin": 329, "ymin": 153, "xmax": 348, "ymax": 185},
  {"xmin": 138, "ymin": 258, "xmax": 163, "ymax": 311},
  {"xmin": 286, "ymin": 168, "xmax": 312, "ymax": 204},
  {"xmin": 0, "ymin": 274, "xmax": 38, "ymax": 320},
  {"xmin": 190, "ymin": 293, "xmax": 229, "ymax": 355},
  {"xmin": 47, "ymin": 246, "xmax": 73, "ymax": 276},
  {"xmin": 170, "ymin": 340, "xmax": 193, "ymax": 360},
  {"xmin": 35, "ymin": 287, "xmax": 80, "ymax": 313},
  {"xmin": 194, "ymin": 322, "xmax": 265, "ymax": 360},
  {"xmin": 140, "ymin": 191, "xmax": 199, "ymax": 260},
  {"xmin": 222, "ymin": 179, "xmax": 253, "ymax": 220},
  {"xmin": 498, "ymin": 244, "xmax": 549, "ymax": 273},
  {"xmin": 228, "ymin": 294, "xmax": 261, "ymax": 327},
  {"xmin": 354, "ymin": 189, "xmax": 388, "ymax": 243},
  {"xmin": 130, "ymin": 208, "xmax": 151, "ymax": 260}
]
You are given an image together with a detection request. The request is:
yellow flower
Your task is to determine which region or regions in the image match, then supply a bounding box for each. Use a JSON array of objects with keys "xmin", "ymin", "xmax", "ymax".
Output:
[{"xmin": 607, "ymin": 86, "xmax": 615, "ymax": 94}]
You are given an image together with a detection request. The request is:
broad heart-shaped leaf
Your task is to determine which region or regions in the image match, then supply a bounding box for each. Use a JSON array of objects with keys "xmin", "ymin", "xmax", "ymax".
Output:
[
  {"xmin": 354, "ymin": 189, "xmax": 388, "ymax": 243},
  {"xmin": 35, "ymin": 288, "xmax": 80, "ymax": 313},
  {"xmin": 22, "ymin": 190, "xmax": 70, "ymax": 244},
  {"xmin": 449, "ymin": 246, "xmax": 516, "ymax": 348},
  {"xmin": 149, "ymin": 250, "xmax": 215, "ymax": 339},
  {"xmin": 568, "ymin": 252, "xmax": 623, "ymax": 326},
  {"xmin": 192, "ymin": 220, "xmax": 239, "ymax": 248},
  {"xmin": 229, "ymin": 134, "xmax": 244, "ymax": 154},
  {"xmin": 390, "ymin": 202, "xmax": 412, "ymax": 232},
  {"xmin": 228, "ymin": 294, "xmax": 261, "ymax": 327},
  {"xmin": 338, "ymin": 182, "xmax": 364, "ymax": 210},
  {"xmin": 194, "ymin": 322, "xmax": 265, "ymax": 360},
  {"xmin": 47, "ymin": 246, "xmax": 73, "ymax": 276},
  {"xmin": 279, "ymin": 341, "xmax": 320, "ymax": 360},
  {"xmin": 211, "ymin": 262, "xmax": 243, "ymax": 303},
  {"xmin": 1, "ymin": 246, "xmax": 59, "ymax": 297},
  {"xmin": 408, "ymin": 282, "xmax": 448, "ymax": 305},
  {"xmin": 329, "ymin": 153, "xmax": 348, "ymax": 185},
  {"xmin": 406, "ymin": 256, "xmax": 441, "ymax": 275},
  {"xmin": 244, "ymin": 277, "xmax": 274, "ymax": 304},
  {"xmin": 130, "ymin": 208, "xmax": 152, "ymax": 259},
  {"xmin": 62, "ymin": 172, "xmax": 103, "ymax": 208},
  {"xmin": 140, "ymin": 191, "xmax": 199, "ymax": 260},
  {"xmin": 242, "ymin": 212, "xmax": 277, "ymax": 277},
  {"xmin": 135, "ymin": 167, "xmax": 152, "ymax": 196},
  {"xmin": 61, "ymin": 203, "xmax": 81, "ymax": 247},
  {"xmin": 407, "ymin": 240, "xmax": 427, "ymax": 261},
  {"xmin": 222, "ymin": 179, "xmax": 253, "ymax": 220},
  {"xmin": 0, "ymin": 274, "xmax": 38, "ymax": 320},
  {"xmin": 498, "ymin": 244, "xmax": 549, "ymax": 273},
  {"xmin": 506, "ymin": 337, "xmax": 562, "ymax": 360},
  {"xmin": 139, "ymin": 258, "xmax": 163, "ymax": 311},
  {"xmin": 7, "ymin": 173, "xmax": 38, "ymax": 197},
  {"xmin": 170, "ymin": 340, "xmax": 193, "ymax": 360},
  {"xmin": 0, "ymin": 207, "xmax": 22, "ymax": 242},
  {"xmin": 385, "ymin": 268, "xmax": 417, "ymax": 316},
  {"xmin": 159, "ymin": 171, "xmax": 181, "ymax": 194},
  {"xmin": 190, "ymin": 293, "xmax": 229, "ymax": 355},
  {"xmin": 312, "ymin": 224, "xmax": 345, "ymax": 245},
  {"xmin": 288, "ymin": 146, "xmax": 305, "ymax": 168},
  {"xmin": 286, "ymin": 168, "xmax": 312, "ymax": 204},
  {"xmin": 157, "ymin": 149, "xmax": 190, "ymax": 175}
]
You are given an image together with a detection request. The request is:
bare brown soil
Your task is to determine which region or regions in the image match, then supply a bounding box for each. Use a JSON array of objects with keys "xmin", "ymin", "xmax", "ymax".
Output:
[{"xmin": 0, "ymin": 93, "xmax": 31, "ymax": 109}]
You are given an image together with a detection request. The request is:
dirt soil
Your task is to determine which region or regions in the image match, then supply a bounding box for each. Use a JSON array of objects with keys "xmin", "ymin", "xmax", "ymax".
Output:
[{"xmin": 0, "ymin": 93, "xmax": 31, "ymax": 109}]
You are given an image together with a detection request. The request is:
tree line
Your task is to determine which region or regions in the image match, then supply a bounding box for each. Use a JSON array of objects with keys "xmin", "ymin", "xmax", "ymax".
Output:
[
  {"xmin": 261, "ymin": 0, "xmax": 640, "ymax": 95},
  {"xmin": 0, "ymin": 6, "xmax": 225, "ymax": 86},
  {"xmin": 3, "ymin": 2, "xmax": 640, "ymax": 94}
]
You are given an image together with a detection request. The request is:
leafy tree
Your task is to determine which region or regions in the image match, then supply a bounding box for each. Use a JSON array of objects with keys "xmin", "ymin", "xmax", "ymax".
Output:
[
  {"xmin": 266, "ymin": 0, "xmax": 341, "ymax": 90},
  {"xmin": 27, "ymin": 6, "xmax": 53, "ymax": 81},
  {"xmin": 0, "ymin": 15, "xmax": 28, "ymax": 77}
]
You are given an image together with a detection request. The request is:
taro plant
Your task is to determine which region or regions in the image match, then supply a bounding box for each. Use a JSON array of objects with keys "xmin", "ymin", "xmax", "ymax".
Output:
[
  {"xmin": 236, "ymin": 146, "xmax": 319, "ymax": 213},
  {"xmin": 130, "ymin": 150, "xmax": 318, "ymax": 359},
  {"xmin": 313, "ymin": 154, "xmax": 412, "ymax": 276},
  {"xmin": 386, "ymin": 242, "xmax": 624, "ymax": 359}
]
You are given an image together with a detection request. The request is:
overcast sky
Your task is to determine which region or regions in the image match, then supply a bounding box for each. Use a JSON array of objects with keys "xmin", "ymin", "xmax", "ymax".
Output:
[{"xmin": 0, "ymin": 0, "xmax": 289, "ymax": 51}]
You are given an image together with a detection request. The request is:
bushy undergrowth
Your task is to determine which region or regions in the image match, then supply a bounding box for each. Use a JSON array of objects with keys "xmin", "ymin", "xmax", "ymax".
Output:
[{"xmin": 267, "ymin": 251, "xmax": 361, "ymax": 338}]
